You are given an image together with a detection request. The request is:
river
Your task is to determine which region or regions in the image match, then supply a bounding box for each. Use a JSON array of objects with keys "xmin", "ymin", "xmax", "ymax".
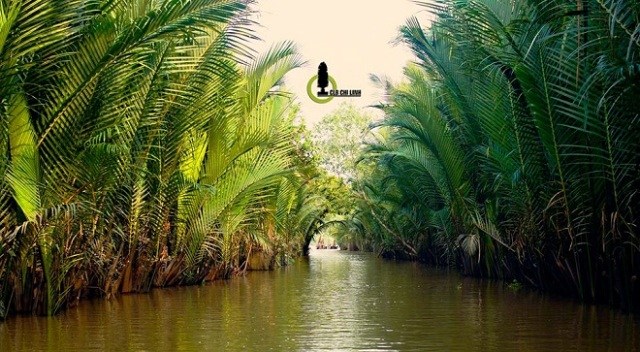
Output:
[{"xmin": 1, "ymin": 249, "xmax": 638, "ymax": 351}]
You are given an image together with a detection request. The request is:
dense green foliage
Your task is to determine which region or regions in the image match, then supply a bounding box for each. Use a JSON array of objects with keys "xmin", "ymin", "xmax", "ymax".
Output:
[
  {"xmin": 0, "ymin": 0, "xmax": 324, "ymax": 317},
  {"xmin": 306, "ymin": 102, "xmax": 376, "ymax": 249},
  {"xmin": 2, "ymin": 0, "xmax": 639, "ymax": 318},
  {"xmin": 348, "ymin": 0, "xmax": 640, "ymax": 311},
  {"xmin": 310, "ymin": 102, "xmax": 374, "ymax": 181}
]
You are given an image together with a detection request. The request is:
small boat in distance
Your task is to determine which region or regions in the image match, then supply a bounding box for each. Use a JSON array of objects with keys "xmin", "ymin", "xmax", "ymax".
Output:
[{"xmin": 316, "ymin": 235, "xmax": 339, "ymax": 250}]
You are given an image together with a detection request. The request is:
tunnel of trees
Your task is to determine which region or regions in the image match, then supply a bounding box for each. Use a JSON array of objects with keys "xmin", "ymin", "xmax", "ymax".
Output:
[{"xmin": 1, "ymin": 0, "xmax": 639, "ymax": 318}]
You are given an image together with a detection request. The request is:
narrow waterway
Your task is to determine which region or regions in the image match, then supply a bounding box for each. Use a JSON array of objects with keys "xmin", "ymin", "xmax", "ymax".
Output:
[{"xmin": 1, "ymin": 249, "xmax": 638, "ymax": 351}]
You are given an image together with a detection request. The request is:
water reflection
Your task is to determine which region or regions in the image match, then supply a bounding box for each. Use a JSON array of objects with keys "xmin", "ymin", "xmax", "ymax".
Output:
[{"xmin": 1, "ymin": 249, "xmax": 639, "ymax": 351}]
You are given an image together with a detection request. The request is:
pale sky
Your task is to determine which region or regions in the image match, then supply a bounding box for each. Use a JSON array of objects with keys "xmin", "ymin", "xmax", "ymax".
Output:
[{"xmin": 248, "ymin": 0, "xmax": 431, "ymax": 127}]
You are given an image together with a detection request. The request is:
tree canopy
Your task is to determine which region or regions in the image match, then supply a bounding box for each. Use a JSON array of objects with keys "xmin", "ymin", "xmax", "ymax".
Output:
[
  {"xmin": 310, "ymin": 102, "xmax": 375, "ymax": 182},
  {"xmin": 344, "ymin": 0, "xmax": 640, "ymax": 311}
]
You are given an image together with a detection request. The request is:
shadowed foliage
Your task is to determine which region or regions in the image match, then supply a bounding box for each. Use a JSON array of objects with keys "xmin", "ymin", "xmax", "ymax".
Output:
[
  {"xmin": 348, "ymin": 0, "xmax": 640, "ymax": 312},
  {"xmin": 0, "ymin": 0, "xmax": 323, "ymax": 317}
]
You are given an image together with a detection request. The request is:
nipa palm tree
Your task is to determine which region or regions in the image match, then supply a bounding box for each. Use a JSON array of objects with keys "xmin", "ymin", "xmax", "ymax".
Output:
[
  {"xmin": 0, "ymin": 0, "xmax": 313, "ymax": 317},
  {"xmin": 352, "ymin": 0, "xmax": 640, "ymax": 311}
]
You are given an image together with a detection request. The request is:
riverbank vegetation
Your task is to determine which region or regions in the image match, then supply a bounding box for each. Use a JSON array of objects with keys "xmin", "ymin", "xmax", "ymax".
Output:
[
  {"xmin": 345, "ymin": 0, "xmax": 640, "ymax": 312},
  {"xmin": 0, "ymin": 0, "xmax": 331, "ymax": 318}
]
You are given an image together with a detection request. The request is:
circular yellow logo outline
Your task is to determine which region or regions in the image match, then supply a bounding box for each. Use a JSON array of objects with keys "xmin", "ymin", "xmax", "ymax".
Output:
[{"xmin": 307, "ymin": 74, "xmax": 337, "ymax": 104}]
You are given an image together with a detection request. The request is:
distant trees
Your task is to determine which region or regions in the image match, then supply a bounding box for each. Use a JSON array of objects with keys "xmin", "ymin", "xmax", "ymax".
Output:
[{"xmin": 310, "ymin": 102, "xmax": 374, "ymax": 181}]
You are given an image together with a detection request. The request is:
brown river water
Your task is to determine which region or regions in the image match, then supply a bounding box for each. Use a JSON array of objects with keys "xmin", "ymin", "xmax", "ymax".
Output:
[{"xmin": 1, "ymin": 249, "xmax": 639, "ymax": 351}]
